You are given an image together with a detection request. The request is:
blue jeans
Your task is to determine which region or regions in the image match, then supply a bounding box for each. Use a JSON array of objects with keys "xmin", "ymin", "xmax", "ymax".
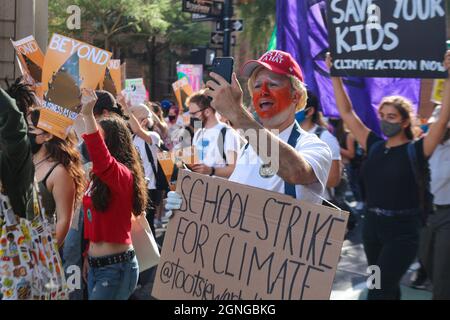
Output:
[
  {"xmin": 62, "ymin": 209, "xmax": 84, "ymax": 300},
  {"xmin": 87, "ymin": 255, "xmax": 139, "ymax": 300}
]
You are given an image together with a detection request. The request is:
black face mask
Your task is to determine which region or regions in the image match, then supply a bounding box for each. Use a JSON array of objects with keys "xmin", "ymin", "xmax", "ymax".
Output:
[
  {"xmin": 168, "ymin": 115, "xmax": 176, "ymax": 122},
  {"xmin": 27, "ymin": 132, "xmax": 44, "ymax": 154}
]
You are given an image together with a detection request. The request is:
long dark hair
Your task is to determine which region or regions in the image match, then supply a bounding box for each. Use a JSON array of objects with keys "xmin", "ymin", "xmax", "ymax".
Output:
[
  {"xmin": 30, "ymin": 109, "xmax": 86, "ymax": 202},
  {"xmin": 91, "ymin": 116, "xmax": 148, "ymax": 216},
  {"xmin": 30, "ymin": 108, "xmax": 86, "ymax": 201},
  {"xmin": 306, "ymin": 90, "xmax": 327, "ymax": 128},
  {"xmin": 6, "ymin": 76, "xmax": 37, "ymax": 115}
]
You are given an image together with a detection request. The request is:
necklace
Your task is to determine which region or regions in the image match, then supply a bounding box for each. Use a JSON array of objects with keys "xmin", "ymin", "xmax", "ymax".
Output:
[{"xmin": 259, "ymin": 163, "xmax": 276, "ymax": 178}]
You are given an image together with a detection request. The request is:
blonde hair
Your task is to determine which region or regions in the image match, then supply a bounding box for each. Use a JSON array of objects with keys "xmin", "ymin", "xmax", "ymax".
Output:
[
  {"xmin": 247, "ymin": 66, "xmax": 308, "ymax": 112},
  {"xmin": 378, "ymin": 96, "xmax": 415, "ymax": 140}
]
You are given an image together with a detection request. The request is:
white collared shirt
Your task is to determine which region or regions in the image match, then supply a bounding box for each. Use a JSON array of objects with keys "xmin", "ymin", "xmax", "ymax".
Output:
[
  {"xmin": 429, "ymin": 139, "xmax": 450, "ymax": 205},
  {"xmin": 228, "ymin": 122, "xmax": 332, "ymax": 204}
]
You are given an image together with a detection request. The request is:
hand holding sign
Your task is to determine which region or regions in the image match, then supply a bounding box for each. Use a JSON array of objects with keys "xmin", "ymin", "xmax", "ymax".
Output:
[
  {"xmin": 444, "ymin": 50, "xmax": 450, "ymax": 76},
  {"xmin": 325, "ymin": 52, "xmax": 333, "ymax": 72},
  {"xmin": 80, "ymin": 88, "xmax": 98, "ymax": 116},
  {"xmin": 190, "ymin": 164, "xmax": 213, "ymax": 175},
  {"xmin": 117, "ymin": 92, "xmax": 131, "ymax": 114}
]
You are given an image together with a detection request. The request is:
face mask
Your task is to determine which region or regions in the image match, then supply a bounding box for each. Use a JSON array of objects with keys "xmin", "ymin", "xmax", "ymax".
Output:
[
  {"xmin": 168, "ymin": 115, "xmax": 176, "ymax": 122},
  {"xmin": 380, "ymin": 120, "xmax": 403, "ymax": 137},
  {"xmin": 28, "ymin": 132, "xmax": 44, "ymax": 154},
  {"xmin": 252, "ymin": 81, "xmax": 293, "ymax": 119},
  {"xmin": 295, "ymin": 108, "xmax": 309, "ymax": 124},
  {"xmin": 190, "ymin": 116, "xmax": 205, "ymax": 128}
]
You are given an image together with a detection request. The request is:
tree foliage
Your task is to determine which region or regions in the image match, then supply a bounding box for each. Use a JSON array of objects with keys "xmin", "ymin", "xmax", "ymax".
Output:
[
  {"xmin": 238, "ymin": 0, "xmax": 276, "ymax": 54},
  {"xmin": 48, "ymin": 0, "xmax": 209, "ymax": 51}
]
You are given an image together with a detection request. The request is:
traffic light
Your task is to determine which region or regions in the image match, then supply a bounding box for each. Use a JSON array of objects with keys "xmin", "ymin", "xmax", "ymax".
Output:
[{"xmin": 190, "ymin": 47, "xmax": 216, "ymax": 66}]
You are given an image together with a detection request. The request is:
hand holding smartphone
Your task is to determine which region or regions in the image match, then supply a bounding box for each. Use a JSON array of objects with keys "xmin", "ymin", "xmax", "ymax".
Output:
[{"xmin": 211, "ymin": 57, "xmax": 234, "ymax": 84}]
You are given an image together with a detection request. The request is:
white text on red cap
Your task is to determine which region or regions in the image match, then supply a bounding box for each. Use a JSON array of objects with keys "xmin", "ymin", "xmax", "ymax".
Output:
[{"xmin": 261, "ymin": 51, "xmax": 284, "ymax": 64}]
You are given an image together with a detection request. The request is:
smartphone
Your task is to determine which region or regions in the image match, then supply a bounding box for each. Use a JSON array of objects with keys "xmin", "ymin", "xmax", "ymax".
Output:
[{"xmin": 211, "ymin": 57, "xmax": 234, "ymax": 84}]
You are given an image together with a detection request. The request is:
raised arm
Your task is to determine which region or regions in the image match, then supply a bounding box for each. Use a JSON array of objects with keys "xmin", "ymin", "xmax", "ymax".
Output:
[
  {"xmin": 0, "ymin": 88, "xmax": 34, "ymax": 217},
  {"xmin": 423, "ymin": 50, "xmax": 450, "ymax": 158},
  {"xmin": 117, "ymin": 94, "xmax": 158, "ymax": 146},
  {"xmin": 326, "ymin": 53, "xmax": 370, "ymax": 151},
  {"xmin": 80, "ymin": 89, "xmax": 132, "ymax": 192}
]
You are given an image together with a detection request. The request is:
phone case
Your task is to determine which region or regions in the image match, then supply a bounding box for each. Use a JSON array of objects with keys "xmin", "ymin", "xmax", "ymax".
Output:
[{"xmin": 211, "ymin": 57, "xmax": 234, "ymax": 83}]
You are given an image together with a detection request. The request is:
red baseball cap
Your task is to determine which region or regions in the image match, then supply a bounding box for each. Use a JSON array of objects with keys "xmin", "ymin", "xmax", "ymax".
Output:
[{"xmin": 240, "ymin": 50, "xmax": 304, "ymax": 82}]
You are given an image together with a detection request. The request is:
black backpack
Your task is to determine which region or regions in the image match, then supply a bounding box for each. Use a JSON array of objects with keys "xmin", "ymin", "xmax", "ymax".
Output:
[
  {"xmin": 350, "ymin": 140, "xmax": 366, "ymax": 168},
  {"xmin": 217, "ymin": 126, "xmax": 228, "ymax": 163}
]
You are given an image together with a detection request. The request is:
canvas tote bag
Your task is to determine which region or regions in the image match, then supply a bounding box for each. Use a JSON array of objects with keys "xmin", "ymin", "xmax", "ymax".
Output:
[{"xmin": 130, "ymin": 213, "xmax": 160, "ymax": 272}]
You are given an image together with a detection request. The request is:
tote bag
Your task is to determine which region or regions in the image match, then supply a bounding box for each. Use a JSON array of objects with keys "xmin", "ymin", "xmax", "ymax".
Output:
[
  {"xmin": 130, "ymin": 214, "xmax": 160, "ymax": 272},
  {"xmin": 0, "ymin": 182, "xmax": 68, "ymax": 300}
]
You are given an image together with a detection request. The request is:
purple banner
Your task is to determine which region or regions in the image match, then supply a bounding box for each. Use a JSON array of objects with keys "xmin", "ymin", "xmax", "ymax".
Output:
[{"xmin": 276, "ymin": 0, "xmax": 421, "ymax": 134}]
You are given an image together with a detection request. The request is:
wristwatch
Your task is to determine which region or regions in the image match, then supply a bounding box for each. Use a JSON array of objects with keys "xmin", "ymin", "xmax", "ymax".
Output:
[{"xmin": 209, "ymin": 167, "xmax": 215, "ymax": 176}]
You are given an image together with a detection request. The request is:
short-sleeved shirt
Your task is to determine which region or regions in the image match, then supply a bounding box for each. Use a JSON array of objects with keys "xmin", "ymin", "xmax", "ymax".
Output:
[
  {"xmin": 308, "ymin": 125, "xmax": 342, "ymax": 161},
  {"xmin": 308, "ymin": 125, "xmax": 341, "ymax": 200},
  {"xmin": 362, "ymin": 131, "xmax": 427, "ymax": 210},
  {"xmin": 133, "ymin": 132, "xmax": 162, "ymax": 190},
  {"xmin": 429, "ymin": 140, "xmax": 450, "ymax": 205},
  {"xmin": 229, "ymin": 122, "xmax": 332, "ymax": 204},
  {"xmin": 192, "ymin": 122, "xmax": 240, "ymax": 168}
]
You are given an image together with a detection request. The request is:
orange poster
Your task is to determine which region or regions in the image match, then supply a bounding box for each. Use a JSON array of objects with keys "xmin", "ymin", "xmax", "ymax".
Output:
[
  {"xmin": 40, "ymin": 33, "xmax": 112, "ymax": 139},
  {"xmin": 100, "ymin": 59, "xmax": 122, "ymax": 97},
  {"xmin": 10, "ymin": 36, "xmax": 45, "ymax": 97},
  {"xmin": 172, "ymin": 77, "xmax": 193, "ymax": 112},
  {"xmin": 157, "ymin": 151, "xmax": 176, "ymax": 191}
]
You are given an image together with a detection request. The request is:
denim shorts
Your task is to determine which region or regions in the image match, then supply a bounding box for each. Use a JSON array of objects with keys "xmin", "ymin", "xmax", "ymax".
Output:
[{"xmin": 87, "ymin": 255, "xmax": 139, "ymax": 300}]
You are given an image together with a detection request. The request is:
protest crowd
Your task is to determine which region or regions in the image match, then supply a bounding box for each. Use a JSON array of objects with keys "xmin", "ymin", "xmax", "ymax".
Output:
[{"xmin": 1, "ymin": 2, "xmax": 450, "ymax": 302}]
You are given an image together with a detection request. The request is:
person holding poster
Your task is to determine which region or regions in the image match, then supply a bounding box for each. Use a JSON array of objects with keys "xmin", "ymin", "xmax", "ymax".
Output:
[
  {"xmin": 187, "ymin": 89, "xmax": 241, "ymax": 178},
  {"xmin": 27, "ymin": 109, "xmax": 85, "ymax": 248},
  {"xmin": 79, "ymin": 89, "xmax": 148, "ymax": 300},
  {"xmin": 325, "ymin": 51, "xmax": 450, "ymax": 300}
]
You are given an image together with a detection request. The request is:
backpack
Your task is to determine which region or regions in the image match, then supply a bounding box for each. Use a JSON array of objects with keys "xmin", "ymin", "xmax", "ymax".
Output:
[
  {"xmin": 351, "ymin": 140, "xmax": 366, "ymax": 168},
  {"xmin": 217, "ymin": 126, "xmax": 228, "ymax": 163},
  {"xmin": 143, "ymin": 141, "xmax": 170, "ymax": 192}
]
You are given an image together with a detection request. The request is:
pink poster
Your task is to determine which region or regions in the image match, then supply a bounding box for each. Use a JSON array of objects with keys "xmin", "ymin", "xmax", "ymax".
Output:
[{"xmin": 176, "ymin": 64, "xmax": 203, "ymax": 92}]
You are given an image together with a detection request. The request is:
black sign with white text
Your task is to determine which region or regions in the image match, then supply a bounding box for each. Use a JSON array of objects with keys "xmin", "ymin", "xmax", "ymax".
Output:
[
  {"xmin": 182, "ymin": 0, "xmax": 223, "ymax": 17},
  {"xmin": 326, "ymin": 0, "xmax": 448, "ymax": 78}
]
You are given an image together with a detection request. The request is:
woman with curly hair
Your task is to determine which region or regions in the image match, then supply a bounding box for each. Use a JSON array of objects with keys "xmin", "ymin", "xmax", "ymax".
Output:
[
  {"xmin": 80, "ymin": 89, "xmax": 148, "ymax": 300},
  {"xmin": 28, "ymin": 109, "xmax": 85, "ymax": 248}
]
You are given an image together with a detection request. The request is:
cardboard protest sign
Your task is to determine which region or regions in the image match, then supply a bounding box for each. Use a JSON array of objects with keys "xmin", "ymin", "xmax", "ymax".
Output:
[
  {"xmin": 431, "ymin": 79, "xmax": 445, "ymax": 104},
  {"xmin": 10, "ymin": 36, "xmax": 45, "ymax": 97},
  {"xmin": 177, "ymin": 64, "xmax": 203, "ymax": 92},
  {"xmin": 100, "ymin": 59, "xmax": 122, "ymax": 97},
  {"xmin": 172, "ymin": 77, "xmax": 194, "ymax": 112},
  {"xmin": 152, "ymin": 170, "xmax": 349, "ymax": 300},
  {"xmin": 157, "ymin": 151, "xmax": 177, "ymax": 191},
  {"xmin": 174, "ymin": 146, "xmax": 200, "ymax": 166},
  {"xmin": 40, "ymin": 33, "xmax": 112, "ymax": 139},
  {"xmin": 124, "ymin": 78, "xmax": 147, "ymax": 107},
  {"xmin": 326, "ymin": 0, "xmax": 447, "ymax": 78}
]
